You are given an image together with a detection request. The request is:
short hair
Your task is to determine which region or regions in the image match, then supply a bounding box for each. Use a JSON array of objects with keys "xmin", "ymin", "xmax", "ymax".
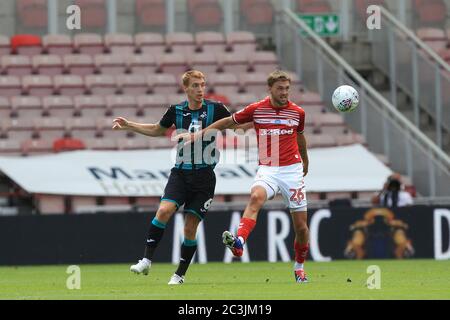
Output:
[
  {"xmin": 182, "ymin": 70, "xmax": 206, "ymax": 87},
  {"xmin": 267, "ymin": 70, "xmax": 291, "ymax": 87}
]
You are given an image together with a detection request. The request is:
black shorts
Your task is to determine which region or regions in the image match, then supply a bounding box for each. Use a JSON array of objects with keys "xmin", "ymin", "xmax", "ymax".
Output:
[{"xmin": 161, "ymin": 167, "xmax": 216, "ymax": 220}]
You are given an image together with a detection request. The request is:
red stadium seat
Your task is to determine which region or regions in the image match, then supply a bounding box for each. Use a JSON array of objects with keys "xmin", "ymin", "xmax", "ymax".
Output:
[
  {"xmin": 204, "ymin": 93, "xmax": 230, "ymax": 105},
  {"xmin": 32, "ymin": 55, "xmax": 64, "ymax": 76},
  {"xmin": 0, "ymin": 139, "xmax": 22, "ymax": 156},
  {"xmin": 3, "ymin": 118, "xmax": 34, "ymax": 141},
  {"xmin": 297, "ymin": 91, "xmax": 323, "ymax": 105},
  {"xmin": 42, "ymin": 34, "xmax": 73, "ymax": 56},
  {"xmin": 34, "ymin": 117, "xmax": 66, "ymax": 141},
  {"xmin": 0, "ymin": 96, "xmax": 11, "ymax": 119},
  {"xmin": 127, "ymin": 54, "xmax": 157, "ymax": 75},
  {"xmin": 74, "ymin": 33, "xmax": 104, "ymax": 55},
  {"xmin": 195, "ymin": 31, "xmax": 227, "ymax": 54},
  {"xmin": 239, "ymin": 72, "xmax": 268, "ymax": 96},
  {"xmin": 137, "ymin": 94, "xmax": 168, "ymax": 117},
  {"xmin": 227, "ymin": 93, "xmax": 258, "ymax": 111},
  {"xmin": 295, "ymin": 0, "xmax": 332, "ymax": 13},
  {"xmin": 35, "ymin": 194, "xmax": 66, "ymax": 214},
  {"xmin": 85, "ymin": 137, "xmax": 118, "ymax": 151},
  {"xmin": 85, "ymin": 74, "xmax": 118, "ymax": 95},
  {"xmin": 117, "ymin": 137, "xmax": 149, "ymax": 150},
  {"xmin": 17, "ymin": 0, "xmax": 48, "ymax": 29},
  {"xmin": 117, "ymin": 74, "xmax": 150, "ymax": 95},
  {"xmin": 65, "ymin": 117, "xmax": 99, "ymax": 139},
  {"xmin": 42, "ymin": 96, "xmax": 74, "ymax": 118},
  {"xmin": 54, "ymin": 75, "xmax": 86, "ymax": 96},
  {"xmin": 413, "ymin": 0, "xmax": 447, "ymax": 27},
  {"xmin": 64, "ymin": 54, "xmax": 96, "ymax": 76},
  {"xmin": 135, "ymin": 33, "xmax": 167, "ymax": 55},
  {"xmin": 75, "ymin": 0, "xmax": 107, "ymax": 29},
  {"xmin": 104, "ymin": 33, "xmax": 135, "ymax": 55},
  {"xmin": 187, "ymin": 0, "xmax": 223, "ymax": 30},
  {"xmin": 94, "ymin": 54, "xmax": 127, "ymax": 75},
  {"xmin": 335, "ymin": 133, "xmax": 366, "ymax": 146},
  {"xmin": 22, "ymin": 75, "xmax": 54, "ymax": 97},
  {"xmin": 208, "ymin": 73, "xmax": 241, "ymax": 96},
  {"xmin": 241, "ymin": 0, "xmax": 274, "ymax": 28},
  {"xmin": 10, "ymin": 34, "xmax": 43, "ymax": 56},
  {"xmin": 136, "ymin": 0, "xmax": 166, "ymax": 31},
  {"xmin": 307, "ymin": 134, "xmax": 338, "ymax": 148},
  {"xmin": 21, "ymin": 139, "xmax": 54, "ymax": 155},
  {"xmin": 166, "ymin": 33, "xmax": 197, "ymax": 56},
  {"xmin": 1, "ymin": 55, "xmax": 33, "ymax": 76}
]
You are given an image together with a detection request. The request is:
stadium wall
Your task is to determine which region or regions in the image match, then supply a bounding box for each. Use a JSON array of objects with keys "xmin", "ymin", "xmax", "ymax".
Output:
[{"xmin": 1, "ymin": 206, "xmax": 449, "ymax": 265}]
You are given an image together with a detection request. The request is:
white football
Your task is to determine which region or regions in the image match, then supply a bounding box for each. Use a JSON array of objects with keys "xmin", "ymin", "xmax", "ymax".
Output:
[{"xmin": 332, "ymin": 85, "xmax": 359, "ymax": 113}]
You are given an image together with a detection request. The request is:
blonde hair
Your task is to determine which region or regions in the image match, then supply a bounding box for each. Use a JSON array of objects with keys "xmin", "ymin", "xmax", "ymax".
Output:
[
  {"xmin": 182, "ymin": 70, "xmax": 206, "ymax": 87},
  {"xmin": 267, "ymin": 70, "xmax": 291, "ymax": 87}
]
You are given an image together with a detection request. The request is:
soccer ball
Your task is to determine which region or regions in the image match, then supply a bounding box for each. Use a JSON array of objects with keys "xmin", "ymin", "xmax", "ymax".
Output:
[{"xmin": 332, "ymin": 85, "xmax": 359, "ymax": 113}]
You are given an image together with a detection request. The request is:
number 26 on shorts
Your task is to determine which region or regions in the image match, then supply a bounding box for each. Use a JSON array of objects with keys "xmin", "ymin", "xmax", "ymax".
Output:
[{"xmin": 289, "ymin": 188, "xmax": 305, "ymax": 204}]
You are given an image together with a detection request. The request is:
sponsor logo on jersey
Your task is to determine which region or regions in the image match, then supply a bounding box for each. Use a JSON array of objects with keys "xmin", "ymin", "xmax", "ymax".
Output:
[{"xmin": 259, "ymin": 128, "xmax": 294, "ymax": 136}]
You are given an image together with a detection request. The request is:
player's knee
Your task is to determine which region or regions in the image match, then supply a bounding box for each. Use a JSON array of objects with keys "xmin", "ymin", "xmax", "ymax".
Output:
[
  {"xmin": 294, "ymin": 224, "xmax": 309, "ymax": 236},
  {"xmin": 156, "ymin": 206, "xmax": 174, "ymax": 221},
  {"xmin": 249, "ymin": 191, "xmax": 265, "ymax": 207}
]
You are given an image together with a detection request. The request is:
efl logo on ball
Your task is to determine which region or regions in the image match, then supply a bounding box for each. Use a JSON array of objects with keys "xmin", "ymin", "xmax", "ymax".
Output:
[{"xmin": 332, "ymin": 85, "xmax": 359, "ymax": 113}]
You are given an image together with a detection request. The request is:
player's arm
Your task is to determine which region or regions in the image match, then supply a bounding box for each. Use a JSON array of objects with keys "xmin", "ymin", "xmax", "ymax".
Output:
[
  {"xmin": 297, "ymin": 132, "xmax": 309, "ymax": 177},
  {"xmin": 112, "ymin": 117, "xmax": 167, "ymax": 137}
]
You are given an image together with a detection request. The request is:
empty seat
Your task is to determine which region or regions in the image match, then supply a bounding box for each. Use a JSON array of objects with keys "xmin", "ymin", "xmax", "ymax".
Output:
[
  {"xmin": 127, "ymin": 54, "xmax": 157, "ymax": 75},
  {"xmin": 218, "ymin": 52, "xmax": 250, "ymax": 73},
  {"xmin": 85, "ymin": 74, "xmax": 117, "ymax": 95},
  {"xmin": 228, "ymin": 93, "xmax": 258, "ymax": 111},
  {"xmin": 307, "ymin": 134, "xmax": 337, "ymax": 148},
  {"xmin": 204, "ymin": 93, "xmax": 230, "ymax": 105},
  {"xmin": 311, "ymin": 113, "xmax": 345, "ymax": 127},
  {"xmin": 17, "ymin": 0, "xmax": 48, "ymax": 29},
  {"xmin": 85, "ymin": 137, "xmax": 117, "ymax": 150},
  {"xmin": 35, "ymin": 194, "xmax": 65, "ymax": 214},
  {"xmin": 195, "ymin": 31, "xmax": 227, "ymax": 54},
  {"xmin": 136, "ymin": 0, "xmax": 166, "ymax": 31},
  {"xmin": 75, "ymin": 0, "xmax": 107, "ymax": 29},
  {"xmin": 1, "ymin": 55, "xmax": 33, "ymax": 76},
  {"xmin": 42, "ymin": 96, "xmax": 74, "ymax": 118},
  {"xmin": 148, "ymin": 137, "xmax": 175, "ymax": 149},
  {"xmin": 296, "ymin": 0, "xmax": 332, "ymax": 13},
  {"xmin": 166, "ymin": 32, "xmax": 197, "ymax": 55},
  {"xmin": 239, "ymin": 72, "xmax": 267, "ymax": 96},
  {"xmin": 21, "ymin": 139, "xmax": 54, "ymax": 155},
  {"xmin": 32, "ymin": 55, "xmax": 64, "ymax": 75},
  {"xmin": 117, "ymin": 74, "xmax": 149, "ymax": 95},
  {"xmin": 187, "ymin": 52, "xmax": 219, "ymax": 74},
  {"xmin": 187, "ymin": 0, "xmax": 223, "ymax": 31},
  {"xmin": 0, "ymin": 139, "xmax": 22, "ymax": 156},
  {"xmin": 413, "ymin": 0, "xmax": 447, "ymax": 27},
  {"xmin": 0, "ymin": 76, "xmax": 22, "ymax": 97},
  {"xmin": 335, "ymin": 133, "xmax": 366, "ymax": 146},
  {"xmin": 158, "ymin": 53, "xmax": 189, "ymax": 78},
  {"xmin": 147, "ymin": 74, "xmax": 179, "ymax": 94},
  {"xmin": 249, "ymin": 51, "xmax": 279, "ymax": 73},
  {"xmin": 226, "ymin": 31, "xmax": 257, "ymax": 53},
  {"xmin": 3, "ymin": 118, "xmax": 35, "ymax": 141},
  {"xmin": 167, "ymin": 94, "xmax": 189, "ymax": 106},
  {"xmin": 94, "ymin": 54, "xmax": 127, "ymax": 75},
  {"xmin": 42, "ymin": 34, "xmax": 73, "ymax": 56},
  {"xmin": 64, "ymin": 54, "xmax": 95, "ymax": 76},
  {"xmin": 74, "ymin": 95, "xmax": 107, "ymax": 118},
  {"xmin": 241, "ymin": 0, "xmax": 274, "ymax": 28},
  {"xmin": 0, "ymin": 35, "xmax": 10, "ymax": 57},
  {"xmin": 74, "ymin": 33, "xmax": 104, "ymax": 55},
  {"xmin": 137, "ymin": 94, "xmax": 168, "ymax": 117},
  {"xmin": 66, "ymin": 116, "xmax": 99, "ymax": 139},
  {"xmin": 10, "ymin": 34, "xmax": 43, "ymax": 56},
  {"xmin": 22, "ymin": 75, "xmax": 54, "ymax": 97},
  {"xmin": 106, "ymin": 95, "xmax": 139, "ymax": 117},
  {"xmin": 11, "ymin": 96, "xmax": 43, "ymax": 118},
  {"xmin": 135, "ymin": 33, "xmax": 167, "ymax": 55},
  {"xmin": 104, "ymin": 33, "xmax": 135, "ymax": 55},
  {"xmin": 54, "ymin": 75, "xmax": 85, "ymax": 96},
  {"xmin": 0, "ymin": 96, "xmax": 11, "ymax": 119},
  {"xmin": 208, "ymin": 73, "xmax": 240, "ymax": 95},
  {"xmin": 34, "ymin": 117, "xmax": 66, "ymax": 140},
  {"xmin": 297, "ymin": 91, "xmax": 323, "ymax": 105},
  {"xmin": 117, "ymin": 137, "xmax": 149, "ymax": 150}
]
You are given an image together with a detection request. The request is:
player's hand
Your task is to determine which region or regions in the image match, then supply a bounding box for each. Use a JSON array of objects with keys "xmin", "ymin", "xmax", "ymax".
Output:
[{"xmin": 112, "ymin": 117, "xmax": 130, "ymax": 130}]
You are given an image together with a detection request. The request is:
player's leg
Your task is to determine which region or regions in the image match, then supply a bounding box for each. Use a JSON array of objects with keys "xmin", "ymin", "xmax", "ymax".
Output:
[
  {"xmin": 131, "ymin": 168, "xmax": 186, "ymax": 275},
  {"xmin": 223, "ymin": 171, "xmax": 278, "ymax": 257},
  {"xmin": 130, "ymin": 200, "xmax": 179, "ymax": 275},
  {"xmin": 276, "ymin": 163, "xmax": 309, "ymax": 283},
  {"xmin": 168, "ymin": 213, "xmax": 201, "ymax": 285},
  {"xmin": 291, "ymin": 210, "xmax": 309, "ymax": 283}
]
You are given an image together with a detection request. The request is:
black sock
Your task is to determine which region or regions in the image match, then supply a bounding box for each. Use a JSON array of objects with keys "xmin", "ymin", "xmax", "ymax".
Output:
[
  {"xmin": 175, "ymin": 240, "xmax": 197, "ymax": 277},
  {"xmin": 143, "ymin": 217, "xmax": 166, "ymax": 260}
]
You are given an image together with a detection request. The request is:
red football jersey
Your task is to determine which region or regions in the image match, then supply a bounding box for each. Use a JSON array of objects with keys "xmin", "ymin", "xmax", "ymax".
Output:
[{"xmin": 232, "ymin": 96, "xmax": 306, "ymax": 167}]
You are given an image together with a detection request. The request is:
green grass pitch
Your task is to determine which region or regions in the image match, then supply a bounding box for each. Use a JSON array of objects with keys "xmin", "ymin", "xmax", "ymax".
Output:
[{"xmin": 0, "ymin": 260, "xmax": 449, "ymax": 300}]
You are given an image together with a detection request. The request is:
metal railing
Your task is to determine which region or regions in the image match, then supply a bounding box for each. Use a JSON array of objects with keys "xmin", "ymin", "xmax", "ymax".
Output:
[
  {"xmin": 370, "ymin": 6, "xmax": 450, "ymax": 149},
  {"xmin": 276, "ymin": 8, "xmax": 450, "ymax": 197}
]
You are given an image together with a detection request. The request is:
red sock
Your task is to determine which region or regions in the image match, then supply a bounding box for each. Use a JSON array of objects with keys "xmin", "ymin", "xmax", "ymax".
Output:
[
  {"xmin": 236, "ymin": 218, "xmax": 256, "ymax": 243},
  {"xmin": 294, "ymin": 241, "xmax": 309, "ymax": 264}
]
